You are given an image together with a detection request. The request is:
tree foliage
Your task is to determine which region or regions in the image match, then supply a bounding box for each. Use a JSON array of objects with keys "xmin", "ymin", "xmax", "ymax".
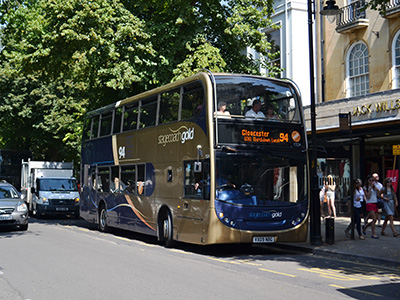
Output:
[
  {"xmin": 0, "ymin": 0, "xmax": 279, "ymax": 162},
  {"xmin": 364, "ymin": 0, "xmax": 391, "ymax": 15},
  {"xmin": 0, "ymin": 0, "xmax": 157, "ymax": 161}
]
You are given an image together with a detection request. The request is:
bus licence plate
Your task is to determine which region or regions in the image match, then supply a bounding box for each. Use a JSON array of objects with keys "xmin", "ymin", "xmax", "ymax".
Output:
[
  {"xmin": 253, "ymin": 236, "xmax": 275, "ymax": 243},
  {"xmin": 0, "ymin": 215, "xmax": 13, "ymax": 221}
]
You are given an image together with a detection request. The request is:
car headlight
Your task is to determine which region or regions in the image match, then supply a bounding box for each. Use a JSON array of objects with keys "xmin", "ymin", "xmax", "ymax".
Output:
[
  {"xmin": 17, "ymin": 202, "xmax": 28, "ymax": 212},
  {"xmin": 74, "ymin": 197, "xmax": 80, "ymax": 205}
]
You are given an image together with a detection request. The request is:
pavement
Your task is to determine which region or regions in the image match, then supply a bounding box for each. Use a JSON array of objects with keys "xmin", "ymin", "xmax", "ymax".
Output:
[{"xmin": 276, "ymin": 217, "xmax": 400, "ymax": 268}]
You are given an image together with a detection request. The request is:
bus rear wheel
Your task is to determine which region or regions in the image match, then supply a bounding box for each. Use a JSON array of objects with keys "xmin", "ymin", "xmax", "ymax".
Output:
[
  {"xmin": 160, "ymin": 211, "xmax": 174, "ymax": 248},
  {"xmin": 99, "ymin": 205, "xmax": 108, "ymax": 232}
]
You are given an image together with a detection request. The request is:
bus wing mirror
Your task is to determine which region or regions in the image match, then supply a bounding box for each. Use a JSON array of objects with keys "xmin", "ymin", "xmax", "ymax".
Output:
[
  {"xmin": 195, "ymin": 145, "xmax": 203, "ymax": 173},
  {"xmin": 194, "ymin": 162, "xmax": 202, "ymax": 173}
]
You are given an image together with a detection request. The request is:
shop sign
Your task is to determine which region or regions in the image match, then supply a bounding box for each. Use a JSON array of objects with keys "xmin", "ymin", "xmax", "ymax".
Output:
[
  {"xmin": 393, "ymin": 145, "xmax": 400, "ymax": 156},
  {"xmin": 386, "ymin": 170, "xmax": 399, "ymax": 193},
  {"xmin": 352, "ymin": 99, "xmax": 400, "ymax": 116}
]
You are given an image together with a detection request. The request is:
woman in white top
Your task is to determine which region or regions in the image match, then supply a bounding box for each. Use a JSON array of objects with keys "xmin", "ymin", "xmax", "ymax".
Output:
[
  {"xmin": 363, "ymin": 174, "xmax": 380, "ymax": 238},
  {"xmin": 344, "ymin": 179, "xmax": 365, "ymax": 240},
  {"xmin": 325, "ymin": 175, "xmax": 336, "ymax": 218}
]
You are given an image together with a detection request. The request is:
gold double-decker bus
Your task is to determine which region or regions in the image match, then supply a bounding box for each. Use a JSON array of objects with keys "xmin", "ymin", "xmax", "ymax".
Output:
[{"xmin": 80, "ymin": 72, "xmax": 309, "ymax": 246}]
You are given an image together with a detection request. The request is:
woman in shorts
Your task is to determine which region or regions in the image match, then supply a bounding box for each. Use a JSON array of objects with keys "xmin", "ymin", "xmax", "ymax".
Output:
[{"xmin": 363, "ymin": 175, "xmax": 380, "ymax": 239}]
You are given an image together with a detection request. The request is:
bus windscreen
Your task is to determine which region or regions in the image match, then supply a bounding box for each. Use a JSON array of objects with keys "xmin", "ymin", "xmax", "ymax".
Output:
[{"xmin": 215, "ymin": 152, "xmax": 307, "ymax": 206}]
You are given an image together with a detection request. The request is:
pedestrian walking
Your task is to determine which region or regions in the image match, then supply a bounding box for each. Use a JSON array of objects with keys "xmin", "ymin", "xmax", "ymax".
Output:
[
  {"xmin": 372, "ymin": 173, "xmax": 383, "ymax": 227},
  {"xmin": 345, "ymin": 178, "xmax": 365, "ymax": 240},
  {"xmin": 363, "ymin": 174, "xmax": 380, "ymax": 239},
  {"xmin": 380, "ymin": 177, "xmax": 399, "ymax": 237}
]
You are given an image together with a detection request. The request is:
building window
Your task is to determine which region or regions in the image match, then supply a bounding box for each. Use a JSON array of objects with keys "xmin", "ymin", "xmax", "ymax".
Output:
[
  {"xmin": 266, "ymin": 29, "xmax": 281, "ymax": 77},
  {"xmin": 392, "ymin": 30, "xmax": 400, "ymax": 89},
  {"xmin": 258, "ymin": 26, "xmax": 281, "ymax": 78},
  {"xmin": 346, "ymin": 42, "xmax": 369, "ymax": 97}
]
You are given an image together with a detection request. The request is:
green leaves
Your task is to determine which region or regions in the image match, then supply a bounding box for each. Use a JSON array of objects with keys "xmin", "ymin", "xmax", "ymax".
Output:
[{"xmin": 0, "ymin": 0, "xmax": 279, "ymax": 162}]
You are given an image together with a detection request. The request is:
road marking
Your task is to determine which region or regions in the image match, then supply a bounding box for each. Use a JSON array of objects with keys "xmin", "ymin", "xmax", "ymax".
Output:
[
  {"xmin": 298, "ymin": 268, "xmax": 366, "ymax": 281},
  {"xmin": 114, "ymin": 236, "xmax": 132, "ymax": 242},
  {"xmin": 259, "ymin": 268, "xmax": 296, "ymax": 278},
  {"xmin": 207, "ymin": 257, "xmax": 241, "ymax": 265},
  {"xmin": 169, "ymin": 249, "xmax": 195, "ymax": 255},
  {"xmin": 244, "ymin": 262, "xmax": 262, "ymax": 266},
  {"xmin": 76, "ymin": 228, "xmax": 91, "ymax": 232},
  {"xmin": 329, "ymin": 284, "xmax": 383, "ymax": 297}
]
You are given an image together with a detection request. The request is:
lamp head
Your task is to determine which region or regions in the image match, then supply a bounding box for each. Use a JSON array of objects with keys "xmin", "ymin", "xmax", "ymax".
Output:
[{"xmin": 320, "ymin": 0, "xmax": 340, "ymax": 16}]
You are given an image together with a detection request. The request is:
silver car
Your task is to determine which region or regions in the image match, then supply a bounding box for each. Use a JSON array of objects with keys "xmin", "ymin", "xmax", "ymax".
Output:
[{"xmin": 0, "ymin": 181, "xmax": 29, "ymax": 231}]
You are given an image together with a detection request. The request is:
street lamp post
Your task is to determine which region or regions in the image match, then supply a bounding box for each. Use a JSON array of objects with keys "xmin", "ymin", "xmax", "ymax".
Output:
[
  {"xmin": 308, "ymin": 0, "xmax": 340, "ymax": 245},
  {"xmin": 307, "ymin": 0, "xmax": 322, "ymax": 245}
]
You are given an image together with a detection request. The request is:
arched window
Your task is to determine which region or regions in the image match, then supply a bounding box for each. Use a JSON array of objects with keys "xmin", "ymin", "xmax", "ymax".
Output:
[
  {"xmin": 391, "ymin": 30, "xmax": 400, "ymax": 89},
  {"xmin": 346, "ymin": 42, "xmax": 369, "ymax": 97}
]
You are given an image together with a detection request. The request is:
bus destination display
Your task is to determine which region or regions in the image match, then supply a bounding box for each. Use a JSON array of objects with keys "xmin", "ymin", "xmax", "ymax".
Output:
[{"xmin": 218, "ymin": 123, "xmax": 304, "ymax": 148}]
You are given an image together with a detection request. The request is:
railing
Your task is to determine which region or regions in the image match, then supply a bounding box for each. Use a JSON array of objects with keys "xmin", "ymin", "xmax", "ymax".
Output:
[
  {"xmin": 384, "ymin": 0, "xmax": 400, "ymax": 18},
  {"xmin": 386, "ymin": 0, "xmax": 400, "ymax": 11},
  {"xmin": 336, "ymin": 0, "xmax": 367, "ymax": 27}
]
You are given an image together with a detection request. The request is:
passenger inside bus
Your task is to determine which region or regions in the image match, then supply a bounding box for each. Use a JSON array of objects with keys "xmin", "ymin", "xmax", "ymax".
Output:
[
  {"xmin": 266, "ymin": 104, "xmax": 279, "ymax": 120},
  {"xmin": 245, "ymin": 99, "xmax": 265, "ymax": 119},
  {"xmin": 216, "ymin": 102, "xmax": 231, "ymax": 117}
]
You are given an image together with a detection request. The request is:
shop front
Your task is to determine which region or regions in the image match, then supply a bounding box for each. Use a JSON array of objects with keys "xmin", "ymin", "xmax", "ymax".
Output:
[{"xmin": 304, "ymin": 89, "xmax": 400, "ymax": 217}]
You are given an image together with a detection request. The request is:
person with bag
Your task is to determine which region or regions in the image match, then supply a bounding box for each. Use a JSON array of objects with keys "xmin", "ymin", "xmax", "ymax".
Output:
[
  {"xmin": 363, "ymin": 174, "xmax": 380, "ymax": 239},
  {"xmin": 344, "ymin": 178, "xmax": 366, "ymax": 240},
  {"xmin": 319, "ymin": 184, "xmax": 326, "ymax": 219},
  {"xmin": 380, "ymin": 177, "xmax": 399, "ymax": 237}
]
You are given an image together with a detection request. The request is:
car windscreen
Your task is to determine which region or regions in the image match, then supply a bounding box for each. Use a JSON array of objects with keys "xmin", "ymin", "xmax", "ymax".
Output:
[
  {"xmin": 0, "ymin": 186, "xmax": 20, "ymax": 199},
  {"xmin": 38, "ymin": 179, "xmax": 78, "ymax": 192}
]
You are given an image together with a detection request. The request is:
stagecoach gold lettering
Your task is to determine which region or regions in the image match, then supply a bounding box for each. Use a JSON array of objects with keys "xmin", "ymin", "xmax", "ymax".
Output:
[{"xmin": 158, "ymin": 127, "xmax": 194, "ymax": 146}]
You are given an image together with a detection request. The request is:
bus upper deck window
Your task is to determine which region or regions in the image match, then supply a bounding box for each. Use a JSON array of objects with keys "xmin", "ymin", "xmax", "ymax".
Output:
[
  {"xmin": 159, "ymin": 89, "xmax": 179, "ymax": 124},
  {"xmin": 113, "ymin": 107, "xmax": 123, "ymax": 134},
  {"xmin": 139, "ymin": 97, "xmax": 157, "ymax": 128},
  {"xmin": 99, "ymin": 111, "xmax": 113, "ymax": 137},
  {"xmin": 181, "ymin": 81, "xmax": 204, "ymax": 120},
  {"xmin": 91, "ymin": 115, "xmax": 100, "ymax": 139},
  {"xmin": 123, "ymin": 103, "xmax": 138, "ymax": 132}
]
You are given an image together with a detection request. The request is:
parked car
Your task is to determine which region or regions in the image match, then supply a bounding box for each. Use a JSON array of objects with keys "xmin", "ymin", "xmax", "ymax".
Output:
[{"xmin": 0, "ymin": 180, "xmax": 28, "ymax": 231}]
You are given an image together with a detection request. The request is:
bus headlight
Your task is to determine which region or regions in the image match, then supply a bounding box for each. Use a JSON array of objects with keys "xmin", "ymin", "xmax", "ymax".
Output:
[
  {"xmin": 291, "ymin": 213, "xmax": 306, "ymax": 226},
  {"xmin": 217, "ymin": 211, "xmax": 236, "ymax": 228}
]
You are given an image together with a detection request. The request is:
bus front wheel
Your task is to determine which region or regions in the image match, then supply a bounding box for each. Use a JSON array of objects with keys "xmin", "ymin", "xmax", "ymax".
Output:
[{"xmin": 160, "ymin": 211, "xmax": 174, "ymax": 248}]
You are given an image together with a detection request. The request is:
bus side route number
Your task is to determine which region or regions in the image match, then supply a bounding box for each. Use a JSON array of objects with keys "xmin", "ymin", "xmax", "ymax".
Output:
[{"xmin": 253, "ymin": 236, "xmax": 276, "ymax": 243}]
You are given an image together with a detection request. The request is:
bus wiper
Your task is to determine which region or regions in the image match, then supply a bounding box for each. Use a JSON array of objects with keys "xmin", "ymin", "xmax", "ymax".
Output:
[{"xmin": 221, "ymin": 146, "xmax": 236, "ymax": 153}]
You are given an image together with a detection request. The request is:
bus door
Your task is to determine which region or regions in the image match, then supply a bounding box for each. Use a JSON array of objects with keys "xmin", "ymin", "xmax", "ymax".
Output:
[
  {"xmin": 179, "ymin": 160, "xmax": 210, "ymax": 244},
  {"xmin": 97, "ymin": 166, "xmax": 118, "ymax": 225},
  {"xmin": 81, "ymin": 165, "xmax": 99, "ymax": 219}
]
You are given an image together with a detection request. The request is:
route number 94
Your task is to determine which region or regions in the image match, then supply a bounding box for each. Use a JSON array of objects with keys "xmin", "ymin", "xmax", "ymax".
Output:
[
  {"xmin": 119, "ymin": 146, "xmax": 126, "ymax": 159},
  {"xmin": 279, "ymin": 133, "xmax": 288, "ymax": 143}
]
